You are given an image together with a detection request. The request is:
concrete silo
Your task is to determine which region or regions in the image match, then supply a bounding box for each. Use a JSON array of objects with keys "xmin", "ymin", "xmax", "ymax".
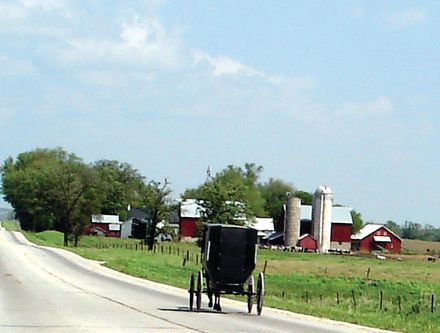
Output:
[
  {"xmin": 312, "ymin": 185, "xmax": 333, "ymax": 253},
  {"xmin": 284, "ymin": 195, "xmax": 301, "ymax": 247}
]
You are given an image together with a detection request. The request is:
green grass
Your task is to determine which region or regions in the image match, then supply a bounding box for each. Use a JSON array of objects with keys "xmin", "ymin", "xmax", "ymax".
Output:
[
  {"xmin": 21, "ymin": 230, "xmax": 440, "ymax": 333},
  {"xmin": 1, "ymin": 220, "xmax": 21, "ymax": 231}
]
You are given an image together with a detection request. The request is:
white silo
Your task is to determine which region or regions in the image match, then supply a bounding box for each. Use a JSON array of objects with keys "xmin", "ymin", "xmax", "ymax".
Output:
[{"xmin": 312, "ymin": 185, "xmax": 333, "ymax": 253}]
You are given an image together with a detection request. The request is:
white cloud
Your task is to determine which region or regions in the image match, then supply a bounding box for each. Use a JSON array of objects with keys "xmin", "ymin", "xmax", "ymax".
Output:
[
  {"xmin": 388, "ymin": 9, "xmax": 427, "ymax": 29},
  {"xmin": 341, "ymin": 96, "xmax": 395, "ymax": 119},
  {"xmin": 0, "ymin": 2, "xmax": 27, "ymax": 21},
  {"xmin": 60, "ymin": 17, "xmax": 179, "ymax": 69},
  {"xmin": 192, "ymin": 50, "xmax": 263, "ymax": 77}
]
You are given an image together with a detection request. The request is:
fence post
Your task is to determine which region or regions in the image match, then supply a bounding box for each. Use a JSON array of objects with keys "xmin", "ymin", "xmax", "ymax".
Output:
[
  {"xmin": 380, "ymin": 291, "xmax": 383, "ymax": 310},
  {"xmin": 337, "ymin": 292, "xmax": 340, "ymax": 305},
  {"xmin": 263, "ymin": 260, "xmax": 268, "ymax": 274},
  {"xmin": 432, "ymin": 294, "xmax": 435, "ymax": 313},
  {"xmin": 366, "ymin": 267, "xmax": 371, "ymax": 279},
  {"xmin": 398, "ymin": 295, "xmax": 402, "ymax": 312},
  {"xmin": 352, "ymin": 290, "xmax": 356, "ymax": 309}
]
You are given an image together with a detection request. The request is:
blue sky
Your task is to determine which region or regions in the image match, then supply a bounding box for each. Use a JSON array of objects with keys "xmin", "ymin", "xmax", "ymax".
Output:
[{"xmin": 1, "ymin": 1, "xmax": 439, "ymax": 226}]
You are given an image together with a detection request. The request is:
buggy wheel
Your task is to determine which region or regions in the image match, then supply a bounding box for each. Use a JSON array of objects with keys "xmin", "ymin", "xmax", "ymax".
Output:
[
  {"xmin": 189, "ymin": 273, "xmax": 195, "ymax": 311},
  {"xmin": 196, "ymin": 270, "xmax": 203, "ymax": 311},
  {"xmin": 256, "ymin": 272, "xmax": 265, "ymax": 316},
  {"xmin": 247, "ymin": 275, "xmax": 254, "ymax": 314}
]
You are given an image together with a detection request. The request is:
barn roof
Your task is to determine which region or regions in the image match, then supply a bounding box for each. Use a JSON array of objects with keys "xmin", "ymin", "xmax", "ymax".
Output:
[
  {"xmin": 351, "ymin": 224, "xmax": 402, "ymax": 241},
  {"xmin": 332, "ymin": 206, "xmax": 353, "ymax": 224},
  {"xmin": 251, "ymin": 218, "xmax": 274, "ymax": 231},
  {"xmin": 91, "ymin": 214, "xmax": 121, "ymax": 224},
  {"xmin": 298, "ymin": 233, "xmax": 316, "ymax": 241},
  {"xmin": 180, "ymin": 199, "xmax": 203, "ymax": 218}
]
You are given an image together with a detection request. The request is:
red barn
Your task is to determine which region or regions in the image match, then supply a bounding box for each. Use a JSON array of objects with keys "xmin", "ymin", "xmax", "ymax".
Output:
[
  {"xmin": 179, "ymin": 199, "xmax": 201, "ymax": 238},
  {"xmin": 351, "ymin": 224, "xmax": 401, "ymax": 253},
  {"xmin": 330, "ymin": 206, "xmax": 353, "ymax": 251},
  {"xmin": 297, "ymin": 234, "xmax": 317, "ymax": 251},
  {"xmin": 300, "ymin": 205, "xmax": 353, "ymax": 251},
  {"xmin": 85, "ymin": 214, "xmax": 122, "ymax": 237}
]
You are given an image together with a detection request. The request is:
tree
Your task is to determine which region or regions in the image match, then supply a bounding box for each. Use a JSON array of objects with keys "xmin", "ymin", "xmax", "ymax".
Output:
[
  {"xmin": 294, "ymin": 191, "xmax": 313, "ymax": 205},
  {"xmin": 384, "ymin": 220, "xmax": 401, "ymax": 236},
  {"xmin": 350, "ymin": 210, "xmax": 364, "ymax": 234},
  {"xmin": 197, "ymin": 175, "xmax": 251, "ymax": 226},
  {"xmin": 182, "ymin": 163, "xmax": 267, "ymax": 222},
  {"xmin": 140, "ymin": 179, "xmax": 175, "ymax": 250},
  {"xmin": 1, "ymin": 151, "xmax": 58, "ymax": 231},
  {"xmin": 93, "ymin": 160, "xmax": 145, "ymax": 220},
  {"xmin": 214, "ymin": 163, "xmax": 266, "ymax": 217},
  {"xmin": 259, "ymin": 178, "xmax": 295, "ymax": 230},
  {"xmin": 1, "ymin": 148, "xmax": 100, "ymax": 246}
]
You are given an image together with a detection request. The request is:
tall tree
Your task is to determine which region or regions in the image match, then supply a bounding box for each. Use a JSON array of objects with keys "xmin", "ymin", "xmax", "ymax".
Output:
[
  {"xmin": 350, "ymin": 210, "xmax": 364, "ymax": 234},
  {"xmin": 140, "ymin": 179, "xmax": 174, "ymax": 250},
  {"xmin": 214, "ymin": 163, "xmax": 266, "ymax": 217},
  {"xmin": 294, "ymin": 191, "xmax": 313, "ymax": 205},
  {"xmin": 46, "ymin": 157, "xmax": 100, "ymax": 246},
  {"xmin": 93, "ymin": 160, "xmax": 145, "ymax": 220},
  {"xmin": 196, "ymin": 175, "xmax": 251, "ymax": 225},
  {"xmin": 1, "ymin": 148, "xmax": 100, "ymax": 245},
  {"xmin": 259, "ymin": 178, "xmax": 295, "ymax": 230},
  {"xmin": 384, "ymin": 220, "xmax": 401, "ymax": 236}
]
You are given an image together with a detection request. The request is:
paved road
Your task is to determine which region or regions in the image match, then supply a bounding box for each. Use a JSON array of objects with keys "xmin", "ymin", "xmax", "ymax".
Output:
[{"xmin": 0, "ymin": 228, "xmax": 394, "ymax": 333}]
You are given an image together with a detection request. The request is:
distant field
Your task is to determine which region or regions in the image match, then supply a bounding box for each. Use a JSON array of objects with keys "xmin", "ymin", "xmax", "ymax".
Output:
[
  {"xmin": 403, "ymin": 239, "xmax": 440, "ymax": 255},
  {"xmin": 21, "ymin": 230, "xmax": 440, "ymax": 333}
]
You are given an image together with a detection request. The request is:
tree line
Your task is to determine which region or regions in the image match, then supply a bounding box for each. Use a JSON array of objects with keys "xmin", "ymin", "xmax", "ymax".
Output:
[
  {"xmin": 0, "ymin": 148, "xmax": 173, "ymax": 249},
  {"xmin": 1, "ymin": 148, "xmax": 366, "ymax": 246},
  {"xmin": 385, "ymin": 220, "xmax": 440, "ymax": 242}
]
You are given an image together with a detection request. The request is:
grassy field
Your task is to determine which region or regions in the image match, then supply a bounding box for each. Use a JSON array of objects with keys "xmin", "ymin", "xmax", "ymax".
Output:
[
  {"xmin": 20, "ymin": 230, "xmax": 440, "ymax": 333},
  {"xmin": 403, "ymin": 239, "xmax": 440, "ymax": 255}
]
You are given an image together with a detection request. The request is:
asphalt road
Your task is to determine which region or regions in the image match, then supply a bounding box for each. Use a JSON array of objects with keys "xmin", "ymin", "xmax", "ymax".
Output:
[{"xmin": 0, "ymin": 228, "xmax": 394, "ymax": 333}]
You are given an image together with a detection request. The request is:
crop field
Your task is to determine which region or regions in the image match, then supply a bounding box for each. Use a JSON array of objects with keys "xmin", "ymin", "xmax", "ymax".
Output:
[{"xmin": 19, "ymin": 230, "xmax": 440, "ymax": 333}]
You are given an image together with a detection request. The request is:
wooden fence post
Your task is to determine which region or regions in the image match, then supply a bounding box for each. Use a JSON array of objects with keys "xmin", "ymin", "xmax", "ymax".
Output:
[
  {"xmin": 337, "ymin": 292, "xmax": 340, "ymax": 305},
  {"xmin": 380, "ymin": 291, "xmax": 383, "ymax": 310}
]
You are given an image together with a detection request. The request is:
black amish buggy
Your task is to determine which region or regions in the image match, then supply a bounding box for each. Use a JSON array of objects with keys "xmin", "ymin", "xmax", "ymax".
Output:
[{"xmin": 188, "ymin": 224, "xmax": 265, "ymax": 315}]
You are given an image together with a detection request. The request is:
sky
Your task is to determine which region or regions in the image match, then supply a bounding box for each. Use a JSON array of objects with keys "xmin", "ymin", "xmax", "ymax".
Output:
[{"xmin": 0, "ymin": 0, "xmax": 439, "ymax": 227}]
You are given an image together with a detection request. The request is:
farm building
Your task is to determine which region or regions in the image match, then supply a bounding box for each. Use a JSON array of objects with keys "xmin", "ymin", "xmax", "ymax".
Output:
[
  {"xmin": 252, "ymin": 217, "xmax": 275, "ymax": 242},
  {"xmin": 297, "ymin": 234, "xmax": 317, "ymax": 251},
  {"xmin": 292, "ymin": 205, "xmax": 353, "ymax": 251},
  {"xmin": 351, "ymin": 224, "xmax": 402, "ymax": 253},
  {"xmin": 85, "ymin": 214, "xmax": 122, "ymax": 237},
  {"xmin": 121, "ymin": 208, "xmax": 151, "ymax": 239},
  {"xmin": 179, "ymin": 199, "xmax": 202, "ymax": 238}
]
